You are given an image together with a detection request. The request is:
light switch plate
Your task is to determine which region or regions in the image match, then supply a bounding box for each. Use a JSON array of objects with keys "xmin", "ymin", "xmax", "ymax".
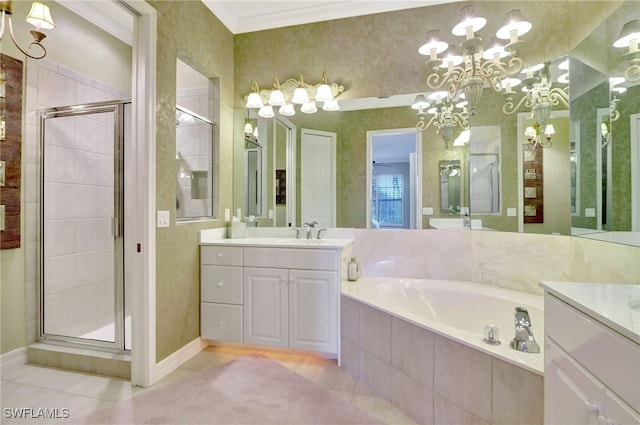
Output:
[
  {"xmin": 224, "ymin": 208, "xmax": 231, "ymax": 222},
  {"xmin": 585, "ymin": 208, "xmax": 596, "ymax": 218},
  {"xmin": 268, "ymin": 209, "xmax": 273, "ymax": 219},
  {"xmin": 422, "ymin": 207, "xmax": 434, "ymax": 215},
  {"xmin": 507, "ymin": 208, "xmax": 517, "ymax": 217},
  {"xmin": 157, "ymin": 210, "xmax": 170, "ymax": 228}
]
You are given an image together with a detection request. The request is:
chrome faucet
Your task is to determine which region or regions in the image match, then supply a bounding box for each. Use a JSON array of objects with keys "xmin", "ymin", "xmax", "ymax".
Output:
[
  {"xmin": 317, "ymin": 228, "xmax": 327, "ymax": 239},
  {"xmin": 509, "ymin": 307, "xmax": 540, "ymax": 353},
  {"xmin": 302, "ymin": 221, "xmax": 317, "ymax": 239}
]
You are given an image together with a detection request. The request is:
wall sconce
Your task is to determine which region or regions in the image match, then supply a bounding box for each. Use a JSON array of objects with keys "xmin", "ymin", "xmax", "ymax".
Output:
[
  {"xmin": 524, "ymin": 122, "xmax": 554, "ymax": 150},
  {"xmin": 613, "ymin": 19, "xmax": 640, "ymax": 82},
  {"xmin": 418, "ymin": 6, "xmax": 530, "ymax": 116},
  {"xmin": 245, "ymin": 71, "xmax": 344, "ymax": 118},
  {"xmin": 0, "ymin": 1, "xmax": 55, "ymax": 59},
  {"xmin": 412, "ymin": 91, "xmax": 469, "ymax": 148}
]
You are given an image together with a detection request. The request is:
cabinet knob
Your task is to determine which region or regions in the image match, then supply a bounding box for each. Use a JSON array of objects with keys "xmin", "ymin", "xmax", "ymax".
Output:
[
  {"xmin": 218, "ymin": 321, "xmax": 224, "ymax": 326},
  {"xmin": 597, "ymin": 414, "xmax": 612, "ymax": 425},
  {"xmin": 217, "ymin": 253, "xmax": 224, "ymax": 258},
  {"xmin": 217, "ymin": 282, "xmax": 224, "ymax": 287},
  {"xmin": 585, "ymin": 401, "xmax": 599, "ymax": 415}
]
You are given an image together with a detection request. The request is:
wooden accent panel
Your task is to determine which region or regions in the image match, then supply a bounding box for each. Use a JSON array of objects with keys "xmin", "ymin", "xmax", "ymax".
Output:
[{"xmin": 1, "ymin": 54, "xmax": 23, "ymax": 249}]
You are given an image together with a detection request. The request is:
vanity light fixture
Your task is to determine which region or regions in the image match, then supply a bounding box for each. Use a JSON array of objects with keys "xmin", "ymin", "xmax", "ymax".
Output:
[
  {"xmin": 613, "ymin": 19, "xmax": 640, "ymax": 82},
  {"xmin": 0, "ymin": 1, "xmax": 55, "ymax": 59},
  {"xmin": 244, "ymin": 71, "xmax": 344, "ymax": 118},
  {"xmin": 418, "ymin": 6, "xmax": 530, "ymax": 116},
  {"xmin": 502, "ymin": 61, "xmax": 569, "ymax": 149},
  {"xmin": 412, "ymin": 91, "xmax": 469, "ymax": 148}
]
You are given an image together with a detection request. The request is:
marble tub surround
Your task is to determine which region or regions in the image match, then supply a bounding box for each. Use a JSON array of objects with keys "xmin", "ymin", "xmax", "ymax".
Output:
[
  {"xmin": 352, "ymin": 229, "xmax": 640, "ymax": 296},
  {"xmin": 340, "ymin": 296, "xmax": 543, "ymax": 425}
]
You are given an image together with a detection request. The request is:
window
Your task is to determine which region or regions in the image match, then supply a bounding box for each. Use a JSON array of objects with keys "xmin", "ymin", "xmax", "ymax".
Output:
[{"xmin": 372, "ymin": 174, "xmax": 404, "ymax": 226}]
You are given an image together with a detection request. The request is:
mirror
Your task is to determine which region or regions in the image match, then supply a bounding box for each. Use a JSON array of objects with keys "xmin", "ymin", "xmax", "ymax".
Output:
[
  {"xmin": 569, "ymin": 0, "xmax": 640, "ymax": 246},
  {"xmin": 243, "ymin": 133, "xmax": 264, "ymax": 217},
  {"xmin": 176, "ymin": 58, "xmax": 218, "ymax": 220},
  {"xmin": 440, "ymin": 160, "xmax": 461, "ymax": 215},
  {"xmin": 231, "ymin": 1, "xmax": 639, "ymax": 246}
]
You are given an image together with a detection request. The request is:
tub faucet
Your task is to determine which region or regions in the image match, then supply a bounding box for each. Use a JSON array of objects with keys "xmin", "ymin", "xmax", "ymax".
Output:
[
  {"xmin": 509, "ymin": 307, "xmax": 540, "ymax": 353},
  {"xmin": 303, "ymin": 221, "xmax": 317, "ymax": 239}
]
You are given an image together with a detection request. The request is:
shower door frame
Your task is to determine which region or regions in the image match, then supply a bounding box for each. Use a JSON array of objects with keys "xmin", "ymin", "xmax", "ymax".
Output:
[{"xmin": 38, "ymin": 100, "xmax": 130, "ymax": 353}]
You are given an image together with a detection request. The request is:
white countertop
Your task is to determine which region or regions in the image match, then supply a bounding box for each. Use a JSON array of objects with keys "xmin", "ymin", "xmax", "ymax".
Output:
[
  {"xmin": 200, "ymin": 236, "xmax": 353, "ymax": 250},
  {"xmin": 539, "ymin": 281, "xmax": 640, "ymax": 344}
]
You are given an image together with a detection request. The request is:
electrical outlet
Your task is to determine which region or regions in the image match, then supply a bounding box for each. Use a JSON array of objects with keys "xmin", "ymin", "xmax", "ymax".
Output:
[
  {"xmin": 585, "ymin": 208, "xmax": 596, "ymax": 218},
  {"xmin": 422, "ymin": 207, "xmax": 433, "ymax": 215},
  {"xmin": 157, "ymin": 210, "xmax": 170, "ymax": 228}
]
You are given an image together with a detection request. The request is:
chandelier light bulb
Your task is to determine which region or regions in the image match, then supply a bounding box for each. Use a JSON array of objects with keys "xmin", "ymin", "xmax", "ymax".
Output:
[
  {"xmin": 411, "ymin": 94, "xmax": 430, "ymax": 110},
  {"xmin": 496, "ymin": 9, "xmax": 532, "ymax": 41},
  {"xmin": 258, "ymin": 105, "xmax": 274, "ymax": 118},
  {"xmin": 279, "ymin": 103, "xmax": 295, "ymax": 116},
  {"xmin": 613, "ymin": 19, "xmax": 640, "ymax": 48},
  {"xmin": 418, "ymin": 29, "xmax": 449, "ymax": 58},
  {"xmin": 322, "ymin": 100, "xmax": 340, "ymax": 111},
  {"xmin": 451, "ymin": 6, "xmax": 487, "ymax": 38},
  {"xmin": 26, "ymin": 2, "xmax": 56, "ymax": 30},
  {"xmin": 300, "ymin": 102, "xmax": 318, "ymax": 114}
]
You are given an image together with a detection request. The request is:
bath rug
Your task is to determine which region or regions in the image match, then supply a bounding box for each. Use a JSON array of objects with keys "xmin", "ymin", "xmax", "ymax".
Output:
[{"xmin": 71, "ymin": 354, "xmax": 385, "ymax": 425}]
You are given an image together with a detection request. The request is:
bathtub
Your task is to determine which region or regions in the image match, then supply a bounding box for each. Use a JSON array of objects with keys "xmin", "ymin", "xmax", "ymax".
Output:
[{"xmin": 341, "ymin": 277, "xmax": 544, "ymax": 374}]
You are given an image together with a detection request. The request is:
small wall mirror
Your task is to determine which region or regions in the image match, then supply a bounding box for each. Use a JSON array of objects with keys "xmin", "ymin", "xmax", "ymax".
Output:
[
  {"xmin": 175, "ymin": 58, "xmax": 218, "ymax": 220},
  {"xmin": 439, "ymin": 160, "xmax": 462, "ymax": 215}
]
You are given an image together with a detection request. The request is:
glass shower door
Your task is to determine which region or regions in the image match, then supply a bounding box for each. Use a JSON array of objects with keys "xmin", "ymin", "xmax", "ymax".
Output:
[{"xmin": 40, "ymin": 101, "xmax": 128, "ymax": 351}]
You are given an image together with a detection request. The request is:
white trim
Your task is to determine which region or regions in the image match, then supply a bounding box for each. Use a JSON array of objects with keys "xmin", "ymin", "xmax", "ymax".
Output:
[
  {"xmin": 571, "ymin": 120, "xmax": 581, "ymax": 217},
  {"xmin": 126, "ymin": 0, "xmax": 157, "ymax": 388},
  {"xmin": 596, "ymin": 108, "xmax": 609, "ymax": 231},
  {"xmin": 152, "ymin": 338, "xmax": 207, "ymax": 383},
  {"xmin": 0, "ymin": 347, "xmax": 27, "ymax": 368},
  {"xmin": 631, "ymin": 113, "xmax": 640, "ymax": 231}
]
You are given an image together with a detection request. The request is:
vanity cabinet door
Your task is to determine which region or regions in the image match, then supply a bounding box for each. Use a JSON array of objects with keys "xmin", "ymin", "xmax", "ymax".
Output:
[
  {"xmin": 288, "ymin": 269, "xmax": 338, "ymax": 354},
  {"xmin": 243, "ymin": 267, "xmax": 288, "ymax": 348}
]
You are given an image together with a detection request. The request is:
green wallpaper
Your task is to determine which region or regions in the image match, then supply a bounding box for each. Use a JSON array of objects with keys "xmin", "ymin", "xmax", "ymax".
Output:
[{"xmin": 149, "ymin": 1, "xmax": 234, "ymax": 362}]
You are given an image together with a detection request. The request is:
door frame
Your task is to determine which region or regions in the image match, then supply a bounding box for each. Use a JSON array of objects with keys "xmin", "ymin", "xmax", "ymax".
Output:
[{"xmin": 366, "ymin": 128, "xmax": 422, "ymax": 229}]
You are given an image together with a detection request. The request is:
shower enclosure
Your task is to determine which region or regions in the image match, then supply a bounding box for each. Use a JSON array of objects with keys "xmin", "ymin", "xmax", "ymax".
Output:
[{"xmin": 39, "ymin": 100, "xmax": 132, "ymax": 352}]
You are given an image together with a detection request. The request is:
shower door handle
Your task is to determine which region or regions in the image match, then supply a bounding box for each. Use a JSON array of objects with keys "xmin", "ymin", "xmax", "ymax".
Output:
[{"xmin": 112, "ymin": 218, "xmax": 121, "ymax": 238}]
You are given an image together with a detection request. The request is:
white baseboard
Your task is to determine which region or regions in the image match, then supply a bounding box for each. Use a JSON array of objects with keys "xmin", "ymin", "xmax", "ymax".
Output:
[
  {"xmin": 152, "ymin": 337, "xmax": 207, "ymax": 385},
  {"xmin": 0, "ymin": 347, "xmax": 27, "ymax": 368}
]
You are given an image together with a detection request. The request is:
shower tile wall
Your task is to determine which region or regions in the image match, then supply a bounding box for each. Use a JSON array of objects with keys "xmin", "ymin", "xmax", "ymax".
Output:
[
  {"xmin": 24, "ymin": 59, "xmax": 129, "ymax": 343},
  {"xmin": 176, "ymin": 87, "xmax": 213, "ymax": 218}
]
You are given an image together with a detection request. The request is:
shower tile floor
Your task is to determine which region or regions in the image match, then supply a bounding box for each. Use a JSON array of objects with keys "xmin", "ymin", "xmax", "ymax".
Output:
[{"xmin": 1, "ymin": 346, "xmax": 417, "ymax": 424}]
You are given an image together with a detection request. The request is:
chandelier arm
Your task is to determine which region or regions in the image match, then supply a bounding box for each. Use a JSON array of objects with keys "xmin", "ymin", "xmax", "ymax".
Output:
[
  {"xmin": 624, "ymin": 64, "xmax": 640, "ymax": 82},
  {"xmin": 7, "ymin": 17, "xmax": 46, "ymax": 59},
  {"xmin": 451, "ymin": 113, "xmax": 467, "ymax": 128},
  {"xmin": 539, "ymin": 138, "xmax": 552, "ymax": 149},
  {"xmin": 426, "ymin": 66, "xmax": 464, "ymax": 91},
  {"xmin": 489, "ymin": 56, "xmax": 525, "ymax": 77},
  {"xmin": 502, "ymin": 95, "xmax": 530, "ymax": 116},
  {"xmin": 416, "ymin": 114, "xmax": 440, "ymax": 132},
  {"xmin": 611, "ymin": 108, "xmax": 620, "ymax": 122},
  {"xmin": 548, "ymin": 88, "xmax": 569, "ymax": 108}
]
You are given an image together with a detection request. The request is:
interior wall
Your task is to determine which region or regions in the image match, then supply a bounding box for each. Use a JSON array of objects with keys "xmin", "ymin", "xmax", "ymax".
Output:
[{"xmin": 147, "ymin": 1, "xmax": 234, "ymax": 363}]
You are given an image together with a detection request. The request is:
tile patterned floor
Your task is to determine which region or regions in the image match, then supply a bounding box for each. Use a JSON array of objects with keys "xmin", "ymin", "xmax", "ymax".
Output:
[{"xmin": 1, "ymin": 346, "xmax": 418, "ymax": 425}]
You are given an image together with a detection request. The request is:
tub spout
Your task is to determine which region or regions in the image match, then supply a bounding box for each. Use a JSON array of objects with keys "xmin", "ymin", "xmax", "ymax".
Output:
[{"xmin": 509, "ymin": 307, "xmax": 540, "ymax": 353}]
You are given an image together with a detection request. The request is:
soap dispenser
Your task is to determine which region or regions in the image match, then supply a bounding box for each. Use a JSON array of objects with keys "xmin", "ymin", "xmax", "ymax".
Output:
[{"xmin": 347, "ymin": 257, "xmax": 360, "ymax": 281}]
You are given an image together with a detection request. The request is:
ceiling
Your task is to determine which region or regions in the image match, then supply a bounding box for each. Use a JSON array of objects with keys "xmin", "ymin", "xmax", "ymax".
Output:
[{"xmin": 201, "ymin": 1, "xmax": 455, "ymax": 34}]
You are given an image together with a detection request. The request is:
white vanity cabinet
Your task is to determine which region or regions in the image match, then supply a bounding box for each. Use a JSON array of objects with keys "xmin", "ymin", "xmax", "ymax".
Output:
[
  {"xmin": 200, "ymin": 246, "xmax": 244, "ymax": 342},
  {"xmin": 200, "ymin": 237, "xmax": 350, "ymax": 357},
  {"xmin": 243, "ymin": 247, "xmax": 339, "ymax": 354},
  {"xmin": 541, "ymin": 282, "xmax": 640, "ymax": 425}
]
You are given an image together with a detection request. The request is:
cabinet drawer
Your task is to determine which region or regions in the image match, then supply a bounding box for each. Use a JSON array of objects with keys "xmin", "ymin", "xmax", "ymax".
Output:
[
  {"xmin": 201, "ymin": 265, "xmax": 242, "ymax": 304},
  {"xmin": 201, "ymin": 246, "xmax": 243, "ymax": 266},
  {"xmin": 201, "ymin": 303, "xmax": 243, "ymax": 342},
  {"xmin": 243, "ymin": 247, "xmax": 338, "ymax": 270},
  {"xmin": 546, "ymin": 294, "xmax": 640, "ymax": 408}
]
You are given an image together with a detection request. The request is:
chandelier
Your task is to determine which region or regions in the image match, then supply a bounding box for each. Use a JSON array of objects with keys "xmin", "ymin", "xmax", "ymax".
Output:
[
  {"xmin": 0, "ymin": 1, "xmax": 55, "ymax": 59},
  {"xmin": 245, "ymin": 71, "xmax": 343, "ymax": 118},
  {"xmin": 613, "ymin": 19, "xmax": 640, "ymax": 82},
  {"xmin": 412, "ymin": 91, "xmax": 469, "ymax": 148},
  {"xmin": 418, "ymin": 6, "xmax": 531, "ymax": 116},
  {"xmin": 502, "ymin": 61, "xmax": 569, "ymax": 149}
]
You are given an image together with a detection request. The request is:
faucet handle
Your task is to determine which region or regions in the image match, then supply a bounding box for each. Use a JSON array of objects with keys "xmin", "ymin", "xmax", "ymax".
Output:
[
  {"xmin": 317, "ymin": 229, "xmax": 327, "ymax": 239},
  {"xmin": 293, "ymin": 228, "xmax": 301, "ymax": 239}
]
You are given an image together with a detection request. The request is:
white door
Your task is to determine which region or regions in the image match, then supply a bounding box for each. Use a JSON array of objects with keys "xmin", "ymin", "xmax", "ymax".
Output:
[
  {"xmin": 301, "ymin": 128, "xmax": 336, "ymax": 227},
  {"xmin": 288, "ymin": 269, "xmax": 338, "ymax": 354},
  {"xmin": 243, "ymin": 267, "xmax": 288, "ymax": 347}
]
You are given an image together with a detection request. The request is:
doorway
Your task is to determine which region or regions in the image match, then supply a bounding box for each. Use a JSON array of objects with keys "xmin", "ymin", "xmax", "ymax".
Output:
[
  {"xmin": 366, "ymin": 129, "xmax": 422, "ymax": 229},
  {"xmin": 40, "ymin": 101, "xmax": 132, "ymax": 352}
]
